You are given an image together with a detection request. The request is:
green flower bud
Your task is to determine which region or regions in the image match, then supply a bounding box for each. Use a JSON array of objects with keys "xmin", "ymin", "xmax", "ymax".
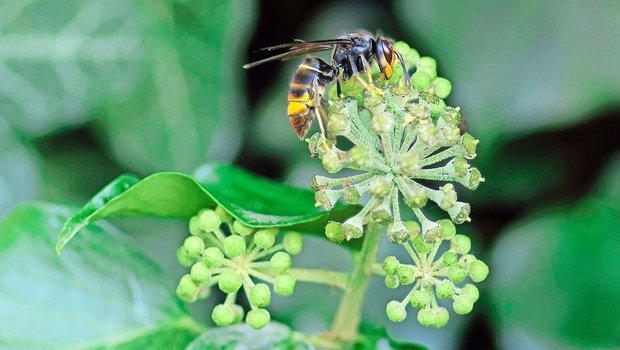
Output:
[
  {"xmin": 386, "ymin": 300, "xmax": 407, "ymax": 323},
  {"xmin": 249, "ymin": 283, "xmax": 272, "ymax": 307},
  {"xmin": 397, "ymin": 265, "xmax": 415, "ymax": 285},
  {"xmin": 430, "ymin": 100, "xmax": 446, "ymax": 121},
  {"xmin": 325, "ymin": 222, "xmax": 345, "ymax": 243},
  {"xmin": 371, "ymin": 111, "xmax": 395, "ymax": 135},
  {"xmin": 451, "ymin": 156, "xmax": 470, "ymax": 177},
  {"xmin": 322, "ymin": 149, "xmax": 343, "ymax": 173},
  {"xmin": 218, "ymin": 271, "xmax": 242, "ymax": 294},
  {"xmin": 190, "ymin": 262, "xmax": 211, "ymax": 284},
  {"xmin": 451, "ymin": 234, "xmax": 471, "ymax": 254},
  {"xmin": 419, "ymin": 307, "xmax": 449, "ymax": 328},
  {"xmin": 463, "ymin": 168, "xmax": 484, "ymax": 190},
  {"xmin": 327, "ymin": 112, "xmax": 349, "ymax": 135},
  {"xmin": 460, "ymin": 253, "xmax": 478, "ymax": 268},
  {"xmin": 453, "ymin": 295, "xmax": 474, "ymax": 315},
  {"xmin": 433, "ymin": 307, "xmax": 450, "ymax": 328},
  {"xmin": 196, "ymin": 209, "xmax": 221, "ymax": 232},
  {"xmin": 215, "ymin": 205, "xmax": 231, "ymax": 223},
  {"xmin": 412, "ymin": 71, "xmax": 432, "ymax": 90},
  {"xmin": 246, "ymin": 308, "xmax": 271, "ymax": 330},
  {"xmin": 439, "ymin": 184, "xmax": 458, "ymax": 210},
  {"xmin": 369, "ymin": 177, "xmax": 393, "ymax": 198},
  {"xmin": 231, "ymin": 304, "xmax": 245, "ymax": 324},
  {"xmin": 182, "ymin": 236, "xmax": 204, "ymax": 258},
  {"xmin": 347, "ymin": 146, "xmax": 370, "ymax": 169},
  {"xmin": 462, "ymin": 284, "xmax": 480, "ymax": 302},
  {"xmin": 212, "ymin": 304, "xmax": 235, "ymax": 326},
  {"xmin": 448, "ymin": 202, "xmax": 471, "ymax": 224},
  {"xmin": 417, "ymin": 308, "xmax": 434, "ymax": 327},
  {"xmin": 203, "ymin": 247, "xmax": 225, "ymax": 268},
  {"xmin": 433, "ymin": 77, "xmax": 452, "ymax": 99},
  {"xmin": 176, "ymin": 274, "xmax": 198, "ymax": 303},
  {"xmin": 410, "ymin": 290, "xmax": 432, "ymax": 309},
  {"xmin": 370, "ymin": 200, "xmax": 392, "ymax": 224},
  {"xmin": 387, "ymin": 221, "xmax": 410, "ymax": 244},
  {"xmin": 385, "ymin": 274, "xmax": 400, "ymax": 289},
  {"xmin": 440, "ymin": 125, "xmax": 461, "ymax": 146},
  {"xmin": 382, "ymin": 256, "xmax": 400, "ymax": 275},
  {"xmin": 395, "ymin": 41, "xmax": 420, "ymax": 67},
  {"xmin": 423, "ymin": 220, "xmax": 443, "ymax": 243},
  {"xmin": 270, "ymin": 252, "xmax": 292, "ymax": 273},
  {"xmin": 441, "ymin": 251, "xmax": 458, "ymax": 266},
  {"xmin": 283, "ymin": 232, "xmax": 303, "ymax": 255},
  {"xmin": 437, "ymin": 219, "xmax": 456, "ymax": 239},
  {"xmin": 343, "ymin": 185, "xmax": 361, "ymax": 204},
  {"xmin": 413, "ymin": 234, "xmax": 433, "ymax": 254},
  {"xmin": 396, "ymin": 152, "xmax": 421, "ymax": 177},
  {"xmin": 402, "ymin": 186, "xmax": 428, "ymax": 209},
  {"xmin": 469, "ymin": 260, "xmax": 489, "ymax": 282},
  {"xmin": 233, "ymin": 220, "xmax": 253, "ymax": 236},
  {"xmin": 440, "ymin": 106, "xmax": 462, "ymax": 126},
  {"xmin": 365, "ymin": 93, "xmax": 384, "ymax": 108},
  {"xmin": 274, "ymin": 274, "xmax": 296, "ymax": 296},
  {"xmin": 189, "ymin": 216, "xmax": 202, "ymax": 236},
  {"xmin": 314, "ymin": 189, "xmax": 339, "ymax": 211},
  {"xmin": 448, "ymin": 263, "xmax": 468, "ymax": 283},
  {"xmin": 342, "ymin": 218, "xmax": 363, "ymax": 240},
  {"xmin": 254, "ymin": 229, "xmax": 277, "ymax": 249},
  {"xmin": 223, "ymin": 235, "xmax": 246, "ymax": 258},
  {"xmin": 404, "ymin": 220, "xmax": 421, "ymax": 237},
  {"xmin": 417, "ymin": 122, "xmax": 437, "ymax": 145},
  {"xmin": 176, "ymin": 247, "xmax": 194, "ymax": 267},
  {"xmin": 436, "ymin": 280, "xmax": 456, "ymax": 299},
  {"xmin": 461, "ymin": 133, "xmax": 479, "ymax": 159},
  {"xmin": 417, "ymin": 56, "xmax": 437, "ymax": 69}
]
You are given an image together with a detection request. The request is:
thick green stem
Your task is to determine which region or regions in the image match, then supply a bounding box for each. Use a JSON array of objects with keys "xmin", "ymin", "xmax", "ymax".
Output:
[{"xmin": 327, "ymin": 223, "xmax": 383, "ymax": 342}]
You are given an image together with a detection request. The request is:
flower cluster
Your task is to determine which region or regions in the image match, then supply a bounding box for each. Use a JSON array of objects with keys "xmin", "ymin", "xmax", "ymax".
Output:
[
  {"xmin": 381, "ymin": 220, "xmax": 488, "ymax": 327},
  {"xmin": 309, "ymin": 41, "xmax": 484, "ymax": 243},
  {"xmin": 175, "ymin": 207, "xmax": 303, "ymax": 329}
]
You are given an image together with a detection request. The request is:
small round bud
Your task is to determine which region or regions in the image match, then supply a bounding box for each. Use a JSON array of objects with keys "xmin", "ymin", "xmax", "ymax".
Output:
[
  {"xmin": 439, "ymin": 184, "xmax": 458, "ymax": 210},
  {"xmin": 176, "ymin": 247, "xmax": 194, "ymax": 267},
  {"xmin": 342, "ymin": 220, "xmax": 363, "ymax": 240},
  {"xmin": 397, "ymin": 266, "xmax": 415, "ymax": 285},
  {"xmin": 322, "ymin": 149, "xmax": 343, "ymax": 174},
  {"xmin": 384, "ymin": 274, "xmax": 400, "ymax": 289},
  {"xmin": 371, "ymin": 111, "xmax": 395, "ymax": 135},
  {"xmin": 347, "ymin": 146, "xmax": 370, "ymax": 169},
  {"xmin": 176, "ymin": 274, "xmax": 198, "ymax": 302},
  {"xmin": 249, "ymin": 283, "xmax": 272, "ymax": 307},
  {"xmin": 448, "ymin": 263, "xmax": 467, "ymax": 283},
  {"xmin": 343, "ymin": 186, "xmax": 361, "ymax": 204},
  {"xmin": 190, "ymin": 262, "xmax": 211, "ymax": 284},
  {"xmin": 413, "ymin": 235, "xmax": 432, "ymax": 254},
  {"xmin": 270, "ymin": 252, "xmax": 292, "ymax": 273},
  {"xmin": 433, "ymin": 77, "xmax": 452, "ymax": 99},
  {"xmin": 246, "ymin": 308, "xmax": 271, "ymax": 329},
  {"xmin": 451, "ymin": 234, "xmax": 471, "ymax": 254},
  {"xmin": 404, "ymin": 220, "xmax": 421, "ymax": 237},
  {"xmin": 464, "ymin": 168, "xmax": 484, "ymax": 190},
  {"xmin": 441, "ymin": 252, "xmax": 458, "ymax": 266},
  {"xmin": 283, "ymin": 232, "xmax": 303, "ymax": 255},
  {"xmin": 436, "ymin": 280, "xmax": 456, "ymax": 299},
  {"xmin": 396, "ymin": 152, "xmax": 421, "ymax": 177},
  {"xmin": 386, "ymin": 301, "xmax": 407, "ymax": 322},
  {"xmin": 395, "ymin": 41, "xmax": 420, "ymax": 67},
  {"xmin": 452, "ymin": 156, "xmax": 470, "ymax": 177},
  {"xmin": 423, "ymin": 221, "xmax": 443, "ymax": 243},
  {"xmin": 223, "ymin": 235, "xmax": 246, "ymax": 258},
  {"xmin": 370, "ymin": 202, "xmax": 392, "ymax": 224},
  {"xmin": 215, "ymin": 205, "xmax": 231, "ymax": 222},
  {"xmin": 453, "ymin": 295, "xmax": 474, "ymax": 315},
  {"xmin": 325, "ymin": 222, "xmax": 345, "ymax": 243},
  {"xmin": 441, "ymin": 125, "xmax": 461, "ymax": 146},
  {"xmin": 189, "ymin": 216, "xmax": 201, "ymax": 236},
  {"xmin": 469, "ymin": 260, "xmax": 489, "ymax": 282},
  {"xmin": 437, "ymin": 219, "xmax": 456, "ymax": 239},
  {"xmin": 410, "ymin": 290, "xmax": 432, "ymax": 309},
  {"xmin": 196, "ymin": 209, "xmax": 221, "ymax": 232},
  {"xmin": 434, "ymin": 307, "xmax": 450, "ymax": 328},
  {"xmin": 231, "ymin": 304, "xmax": 245, "ymax": 324},
  {"xmin": 254, "ymin": 229, "xmax": 276, "ymax": 249},
  {"xmin": 182, "ymin": 236, "xmax": 204, "ymax": 258},
  {"xmin": 448, "ymin": 202, "xmax": 471, "ymax": 224},
  {"xmin": 382, "ymin": 256, "xmax": 400, "ymax": 275},
  {"xmin": 327, "ymin": 112, "xmax": 349, "ymax": 135},
  {"xmin": 203, "ymin": 247, "xmax": 224, "ymax": 268},
  {"xmin": 402, "ymin": 186, "xmax": 428, "ymax": 208},
  {"xmin": 461, "ymin": 133, "xmax": 479, "ymax": 159},
  {"xmin": 233, "ymin": 220, "xmax": 253, "ymax": 236},
  {"xmin": 274, "ymin": 274, "xmax": 296, "ymax": 296},
  {"xmin": 461, "ymin": 254, "xmax": 478, "ymax": 268},
  {"xmin": 431, "ymin": 100, "xmax": 446, "ymax": 121},
  {"xmin": 218, "ymin": 271, "xmax": 242, "ymax": 294},
  {"xmin": 315, "ymin": 190, "xmax": 337, "ymax": 211},
  {"xmin": 417, "ymin": 308, "xmax": 434, "ymax": 327},
  {"xmin": 440, "ymin": 106, "xmax": 462, "ymax": 126},
  {"xmin": 417, "ymin": 56, "xmax": 437, "ymax": 69},
  {"xmin": 417, "ymin": 122, "xmax": 437, "ymax": 145},
  {"xmin": 212, "ymin": 304, "xmax": 235, "ymax": 326},
  {"xmin": 412, "ymin": 71, "xmax": 432, "ymax": 90},
  {"xmin": 369, "ymin": 177, "xmax": 392, "ymax": 198},
  {"xmin": 387, "ymin": 222, "xmax": 410, "ymax": 244},
  {"xmin": 462, "ymin": 284, "xmax": 480, "ymax": 302}
]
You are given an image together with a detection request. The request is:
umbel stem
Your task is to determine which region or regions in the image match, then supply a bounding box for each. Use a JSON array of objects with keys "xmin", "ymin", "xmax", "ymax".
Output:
[{"xmin": 327, "ymin": 223, "xmax": 383, "ymax": 342}]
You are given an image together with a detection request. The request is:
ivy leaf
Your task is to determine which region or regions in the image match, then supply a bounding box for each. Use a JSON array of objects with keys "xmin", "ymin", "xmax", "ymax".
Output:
[
  {"xmin": 0, "ymin": 0, "xmax": 142, "ymax": 136},
  {"xmin": 99, "ymin": 0, "xmax": 256, "ymax": 174},
  {"xmin": 488, "ymin": 155, "xmax": 620, "ymax": 348},
  {"xmin": 185, "ymin": 322, "xmax": 312, "ymax": 350},
  {"xmin": 55, "ymin": 163, "xmax": 360, "ymax": 253},
  {"xmin": 0, "ymin": 202, "xmax": 204, "ymax": 349}
]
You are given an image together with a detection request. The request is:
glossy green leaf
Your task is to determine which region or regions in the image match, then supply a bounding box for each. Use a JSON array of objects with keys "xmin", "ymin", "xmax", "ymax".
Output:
[
  {"xmin": 55, "ymin": 163, "xmax": 360, "ymax": 253},
  {"xmin": 489, "ymin": 155, "xmax": 620, "ymax": 348},
  {"xmin": 99, "ymin": 0, "xmax": 256, "ymax": 174},
  {"xmin": 0, "ymin": 0, "xmax": 142, "ymax": 136},
  {"xmin": 0, "ymin": 202, "xmax": 204, "ymax": 349},
  {"xmin": 186, "ymin": 322, "xmax": 312, "ymax": 350}
]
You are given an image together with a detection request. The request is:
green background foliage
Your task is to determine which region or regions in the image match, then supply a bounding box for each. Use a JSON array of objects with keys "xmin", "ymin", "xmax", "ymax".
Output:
[{"xmin": 0, "ymin": 0, "xmax": 619, "ymax": 349}]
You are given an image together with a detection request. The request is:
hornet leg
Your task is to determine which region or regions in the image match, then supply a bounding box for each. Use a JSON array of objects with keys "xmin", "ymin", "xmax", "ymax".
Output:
[
  {"xmin": 350, "ymin": 56, "xmax": 384, "ymax": 96},
  {"xmin": 313, "ymin": 79, "xmax": 330, "ymax": 150}
]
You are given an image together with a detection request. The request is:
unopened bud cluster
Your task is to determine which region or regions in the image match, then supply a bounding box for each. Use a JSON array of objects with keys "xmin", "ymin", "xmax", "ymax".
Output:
[
  {"xmin": 381, "ymin": 220, "xmax": 488, "ymax": 327},
  {"xmin": 175, "ymin": 206, "xmax": 303, "ymax": 330},
  {"xmin": 310, "ymin": 41, "xmax": 484, "ymax": 243}
]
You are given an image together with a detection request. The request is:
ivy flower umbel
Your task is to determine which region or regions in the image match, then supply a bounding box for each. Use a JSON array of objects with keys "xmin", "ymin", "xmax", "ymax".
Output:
[
  {"xmin": 175, "ymin": 207, "xmax": 303, "ymax": 330},
  {"xmin": 309, "ymin": 41, "xmax": 484, "ymax": 243}
]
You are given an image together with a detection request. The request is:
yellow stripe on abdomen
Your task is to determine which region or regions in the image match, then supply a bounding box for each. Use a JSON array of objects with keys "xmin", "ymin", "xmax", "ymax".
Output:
[{"xmin": 287, "ymin": 102, "xmax": 308, "ymax": 116}]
